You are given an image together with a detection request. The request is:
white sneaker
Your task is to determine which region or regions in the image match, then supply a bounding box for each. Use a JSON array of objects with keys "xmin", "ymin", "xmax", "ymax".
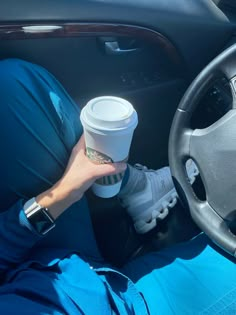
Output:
[{"xmin": 119, "ymin": 159, "xmax": 199, "ymax": 234}]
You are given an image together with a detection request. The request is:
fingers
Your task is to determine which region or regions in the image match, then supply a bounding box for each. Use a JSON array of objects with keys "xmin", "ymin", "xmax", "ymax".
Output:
[
  {"xmin": 73, "ymin": 134, "xmax": 127, "ymax": 178},
  {"xmin": 94, "ymin": 162, "xmax": 127, "ymax": 178}
]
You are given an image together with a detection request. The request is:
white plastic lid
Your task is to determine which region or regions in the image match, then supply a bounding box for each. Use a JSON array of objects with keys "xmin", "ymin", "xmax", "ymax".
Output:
[{"xmin": 81, "ymin": 96, "xmax": 138, "ymax": 132}]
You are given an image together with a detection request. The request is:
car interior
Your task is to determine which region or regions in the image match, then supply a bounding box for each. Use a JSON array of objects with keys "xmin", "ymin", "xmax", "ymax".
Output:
[{"xmin": 1, "ymin": 0, "xmax": 236, "ymax": 266}]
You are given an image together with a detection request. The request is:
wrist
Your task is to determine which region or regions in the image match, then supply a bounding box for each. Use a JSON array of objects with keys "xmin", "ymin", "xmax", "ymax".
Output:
[{"xmin": 35, "ymin": 180, "xmax": 83, "ymax": 220}]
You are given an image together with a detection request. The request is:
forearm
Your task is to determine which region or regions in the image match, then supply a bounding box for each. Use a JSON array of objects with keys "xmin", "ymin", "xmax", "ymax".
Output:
[
  {"xmin": 36, "ymin": 179, "xmax": 82, "ymax": 220},
  {"xmin": 35, "ymin": 135, "xmax": 126, "ymax": 220}
]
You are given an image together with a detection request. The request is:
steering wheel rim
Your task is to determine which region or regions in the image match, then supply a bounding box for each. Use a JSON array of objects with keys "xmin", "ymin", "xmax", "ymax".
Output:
[{"xmin": 169, "ymin": 44, "xmax": 236, "ymax": 257}]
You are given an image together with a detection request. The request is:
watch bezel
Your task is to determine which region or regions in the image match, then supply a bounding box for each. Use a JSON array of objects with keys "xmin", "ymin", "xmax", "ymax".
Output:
[{"xmin": 24, "ymin": 198, "xmax": 55, "ymax": 235}]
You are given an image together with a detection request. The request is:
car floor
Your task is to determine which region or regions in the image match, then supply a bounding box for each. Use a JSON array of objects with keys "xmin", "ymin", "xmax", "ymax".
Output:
[{"xmin": 87, "ymin": 181, "xmax": 201, "ymax": 267}]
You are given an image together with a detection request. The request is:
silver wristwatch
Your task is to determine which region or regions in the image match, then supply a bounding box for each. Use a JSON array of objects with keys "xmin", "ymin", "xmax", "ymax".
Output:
[{"xmin": 23, "ymin": 197, "xmax": 55, "ymax": 235}]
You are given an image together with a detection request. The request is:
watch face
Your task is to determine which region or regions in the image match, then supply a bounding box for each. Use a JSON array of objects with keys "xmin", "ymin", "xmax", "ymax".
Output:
[{"xmin": 29, "ymin": 209, "xmax": 55, "ymax": 235}]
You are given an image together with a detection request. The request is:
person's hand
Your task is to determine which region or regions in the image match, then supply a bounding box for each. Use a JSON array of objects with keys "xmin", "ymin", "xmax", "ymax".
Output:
[
  {"xmin": 36, "ymin": 135, "xmax": 127, "ymax": 219},
  {"xmin": 58, "ymin": 134, "xmax": 127, "ymax": 202}
]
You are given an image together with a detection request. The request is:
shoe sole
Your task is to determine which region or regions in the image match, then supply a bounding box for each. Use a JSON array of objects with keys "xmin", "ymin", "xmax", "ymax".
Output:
[{"xmin": 134, "ymin": 188, "xmax": 178, "ymax": 234}]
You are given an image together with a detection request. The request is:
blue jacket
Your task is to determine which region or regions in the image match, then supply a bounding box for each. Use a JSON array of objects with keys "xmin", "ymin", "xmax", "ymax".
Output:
[{"xmin": 0, "ymin": 200, "xmax": 149, "ymax": 315}]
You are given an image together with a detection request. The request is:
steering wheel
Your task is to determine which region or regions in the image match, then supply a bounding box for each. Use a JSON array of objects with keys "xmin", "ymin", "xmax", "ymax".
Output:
[{"xmin": 169, "ymin": 44, "xmax": 236, "ymax": 257}]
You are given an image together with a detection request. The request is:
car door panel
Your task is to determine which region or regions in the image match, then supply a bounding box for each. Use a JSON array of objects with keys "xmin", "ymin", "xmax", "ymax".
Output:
[{"xmin": 1, "ymin": 0, "xmax": 233, "ymax": 76}]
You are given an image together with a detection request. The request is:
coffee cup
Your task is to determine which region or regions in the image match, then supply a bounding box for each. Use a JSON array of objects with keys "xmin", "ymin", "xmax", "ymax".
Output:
[{"xmin": 80, "ymin": 96, "xmax": 138, "ymax": 198}]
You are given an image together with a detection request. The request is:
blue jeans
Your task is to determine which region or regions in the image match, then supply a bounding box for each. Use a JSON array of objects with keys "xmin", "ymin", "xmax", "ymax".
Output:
[{"xmin": 1, "ymin": 58, "xmax": 236, "ymax": 314}]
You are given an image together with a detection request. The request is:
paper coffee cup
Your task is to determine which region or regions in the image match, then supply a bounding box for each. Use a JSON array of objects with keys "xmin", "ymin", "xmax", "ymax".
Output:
[{"xmin": 80, "ymin": 96, "xmax": 138, "ymax": 198}]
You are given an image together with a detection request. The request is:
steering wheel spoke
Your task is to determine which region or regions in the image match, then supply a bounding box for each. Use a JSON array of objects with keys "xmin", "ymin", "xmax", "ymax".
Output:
[{"xmin": 190, "ymin": 110, "xmax": 236, "ymax": 219}]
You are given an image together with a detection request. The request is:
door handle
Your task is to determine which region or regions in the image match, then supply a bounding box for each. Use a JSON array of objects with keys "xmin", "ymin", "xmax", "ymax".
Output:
[{"xmin": 104, "ymin": 41, "xmax": 140, "ymax": 56}]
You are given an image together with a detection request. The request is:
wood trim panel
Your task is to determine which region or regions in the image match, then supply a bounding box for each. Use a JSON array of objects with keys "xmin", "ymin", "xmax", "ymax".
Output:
[{"xmin": 0, "ymin": 23, "xmax": 183, "ymax": 67}]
